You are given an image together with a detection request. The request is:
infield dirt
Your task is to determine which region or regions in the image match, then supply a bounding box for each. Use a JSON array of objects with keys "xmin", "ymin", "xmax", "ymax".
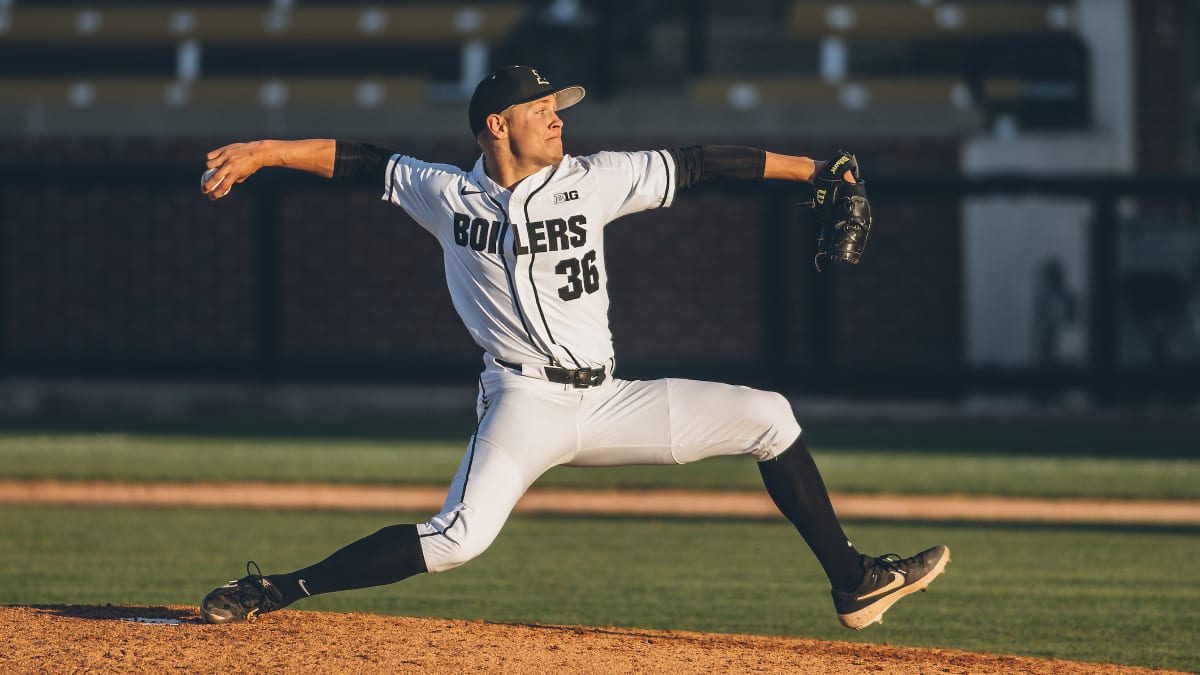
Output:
[{"xmin": 0, "ymin": 604, "xmax": 1189, "ymax": 675}]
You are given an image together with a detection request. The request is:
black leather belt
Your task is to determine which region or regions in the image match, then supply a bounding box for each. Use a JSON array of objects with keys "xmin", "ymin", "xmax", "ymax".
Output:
[{"xmin": 496, "ymin": 359, "xmax": 607, "ymax": 388}]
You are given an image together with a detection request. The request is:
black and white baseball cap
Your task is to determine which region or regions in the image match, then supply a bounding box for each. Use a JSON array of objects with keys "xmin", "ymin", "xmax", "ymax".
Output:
[{"xmin": 468, "ymin": 66, "xmax": 586, "ymax": 136}]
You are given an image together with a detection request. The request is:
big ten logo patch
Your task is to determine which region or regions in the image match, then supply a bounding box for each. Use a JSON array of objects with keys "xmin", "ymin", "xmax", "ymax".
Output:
[{"xmin": 553, "ymin": 190, "xmax": 579, "ymax": 205}]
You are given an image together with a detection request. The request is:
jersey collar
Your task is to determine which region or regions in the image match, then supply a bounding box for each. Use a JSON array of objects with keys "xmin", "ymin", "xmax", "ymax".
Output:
[{"xmin": 470, "ymin": 154, "xmax": 569, "ymax": 203}]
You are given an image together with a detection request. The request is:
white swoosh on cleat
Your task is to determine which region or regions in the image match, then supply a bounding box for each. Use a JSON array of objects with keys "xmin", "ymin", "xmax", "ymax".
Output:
[{"xmin": 856, "ymin": 571, "xmax": 905, "ymax": 601}]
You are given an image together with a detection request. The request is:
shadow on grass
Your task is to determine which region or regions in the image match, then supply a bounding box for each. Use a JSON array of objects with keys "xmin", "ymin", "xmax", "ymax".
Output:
[
  {"xmin": 2, "ymin": 413, "xmax": 1199, "ymax": 459},
  {"xmin": 807, "ymin": 418, "xmax": 1200, "ymax": 459},
  {"xmin": 0, "ymin": 414, "xmax": 478, "ymax": 442}
]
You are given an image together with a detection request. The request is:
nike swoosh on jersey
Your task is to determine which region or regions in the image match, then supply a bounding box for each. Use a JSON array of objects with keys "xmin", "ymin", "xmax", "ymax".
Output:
[
  {"xmin": 460, "ymin": 186, "xmax": 484, "ymax": 195},
  {"xmin": 856, "ymin": 571, "xmax": 905, "ymax": 600}
]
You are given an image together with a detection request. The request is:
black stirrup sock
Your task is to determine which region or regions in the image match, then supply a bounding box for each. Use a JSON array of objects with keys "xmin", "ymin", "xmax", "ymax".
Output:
[
  {"xmin": 758, "ymin": 437, "xmax": 864, "ymax": 591},
  {"xmin": 268, "ymin": 524, "xmax": 428, "ymax": 606}
]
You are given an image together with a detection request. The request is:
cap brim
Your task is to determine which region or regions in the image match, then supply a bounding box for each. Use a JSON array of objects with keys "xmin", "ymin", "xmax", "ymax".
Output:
[
  {"xmin": 500, "ymin": 85, "xmax": 587, "ymax": 120},
  {"xmin": 552, "ymin": 85, "xmax": 586, "ymax": 112}
]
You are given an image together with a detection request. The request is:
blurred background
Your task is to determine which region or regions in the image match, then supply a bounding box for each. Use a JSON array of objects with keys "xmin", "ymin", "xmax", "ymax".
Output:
[{"xmin": 0, "ymin": 0, "xmax": 1197, "ymax": 425}]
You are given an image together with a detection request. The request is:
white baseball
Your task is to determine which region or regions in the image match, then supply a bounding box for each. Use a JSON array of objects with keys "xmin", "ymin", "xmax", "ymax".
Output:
[{"xmin": 201, "ymin": 167, "xmax": 225, "ymax": 194}]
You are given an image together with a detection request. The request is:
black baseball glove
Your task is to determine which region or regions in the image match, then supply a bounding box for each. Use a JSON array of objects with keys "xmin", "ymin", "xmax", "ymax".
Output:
[{"xmin": 806, "ymin": 150, "xmax": 872, "ymax": 270}]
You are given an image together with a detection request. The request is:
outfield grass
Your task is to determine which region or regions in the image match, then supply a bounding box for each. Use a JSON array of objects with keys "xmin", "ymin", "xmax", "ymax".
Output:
[
  {"xmin": 1, "ymin": 430, "xmax": 1198, "ymax": 499},
  {"xmin": 0, "ymin": 505, "xmax": 1195, "ymax": 672}
]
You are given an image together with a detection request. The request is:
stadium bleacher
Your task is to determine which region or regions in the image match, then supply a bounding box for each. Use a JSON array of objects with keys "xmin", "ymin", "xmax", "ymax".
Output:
[
  {"xmin": 786, "ymin": 0, "xmax": 1075, "ymax": 39},
  {"xmin": 0, "ymin": 76, "xmax": 428, "ymax": 107},
  {"xmin": 0, "ymin": 1, "xmax": 1092, "ymax": 133},
  {"xmin": 689, "ymin": 0, "xmax": 1090, "ymax": 131},
  {"xmin": 0, "ymin": 2, "xmax": 526, "ymax": 108},
  {"xmin": 0, "ymin": 5, "xmax": 525, "ymax": 43}
]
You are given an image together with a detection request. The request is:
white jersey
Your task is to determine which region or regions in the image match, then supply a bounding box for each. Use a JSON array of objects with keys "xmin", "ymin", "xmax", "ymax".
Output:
[
  {"xmin": 379, "ymin": 147, "xmax": 800, "ymax": 576},
  {"xmin": 382, "ymin": 150, "xmax": 678, "ymax": 368}
]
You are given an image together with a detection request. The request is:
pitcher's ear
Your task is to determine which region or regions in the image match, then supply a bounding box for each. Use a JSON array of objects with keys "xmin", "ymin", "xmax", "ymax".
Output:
[{"xmin": 484, "ymin": 113, "xmax": 508, "ymax": 139}]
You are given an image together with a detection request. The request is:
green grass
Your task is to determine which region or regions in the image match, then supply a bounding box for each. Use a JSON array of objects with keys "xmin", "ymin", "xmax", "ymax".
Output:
[
  {"xmin": 1, "ymin": 430, "xmax": 1198, "ymax": 499},
  {"xmin": 4, "ymin": 417, "xmax": 1196, "ymax": 670},
  {"xmin": 0, "ymin": 505, "xmax": 1196, "ymax": 673}
]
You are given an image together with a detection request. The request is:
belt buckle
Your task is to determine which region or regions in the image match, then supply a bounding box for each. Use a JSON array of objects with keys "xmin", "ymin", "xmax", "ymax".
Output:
[{"xmin": 571, "ymin": 368, "xmax": 604, "ymax": 388}]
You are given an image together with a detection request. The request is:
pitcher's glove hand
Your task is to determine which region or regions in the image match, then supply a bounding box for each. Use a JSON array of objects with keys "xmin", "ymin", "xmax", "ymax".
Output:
[{"xmin": 806, "ymin": 150, "xmax": 872, "ymax": 270}]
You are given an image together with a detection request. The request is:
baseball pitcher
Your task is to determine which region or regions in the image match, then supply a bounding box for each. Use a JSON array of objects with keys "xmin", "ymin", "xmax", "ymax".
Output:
[{"xmin": 198, "ymin": 66, "xmax": 947, "ymax": 630}]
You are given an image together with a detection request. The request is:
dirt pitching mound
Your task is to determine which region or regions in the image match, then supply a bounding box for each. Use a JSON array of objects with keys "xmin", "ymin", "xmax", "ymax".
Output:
[{"xmin": 0, "ymin": 605, "xmax": 1184, "ymax": 675}]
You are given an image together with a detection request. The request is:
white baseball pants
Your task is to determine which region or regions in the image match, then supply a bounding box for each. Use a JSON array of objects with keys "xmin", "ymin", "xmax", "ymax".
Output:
[{"xmin": 417, "ymin": 359, "xmax": 802, "ymax": 573}]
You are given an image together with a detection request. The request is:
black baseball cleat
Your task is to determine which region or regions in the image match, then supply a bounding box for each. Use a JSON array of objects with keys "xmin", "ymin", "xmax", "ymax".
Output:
[
  {"xmin": 199, "ymin": 561, "xmax": 285, "ymax": 624},
  {"xmin": 832, "ymin": 544, "xmax": 950, "ymax": 630}
]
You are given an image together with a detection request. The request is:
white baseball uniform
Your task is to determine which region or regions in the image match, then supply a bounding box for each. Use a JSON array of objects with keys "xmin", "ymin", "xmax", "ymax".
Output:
[{"xmin": 381, "ymin": 149, "xmax": 802, "ymax": 573}]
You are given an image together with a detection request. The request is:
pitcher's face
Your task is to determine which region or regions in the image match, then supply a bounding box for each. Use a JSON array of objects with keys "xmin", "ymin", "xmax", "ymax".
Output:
[{"xmin": 502, "ymin": 95, "xmax": 564, "ymax": 167}]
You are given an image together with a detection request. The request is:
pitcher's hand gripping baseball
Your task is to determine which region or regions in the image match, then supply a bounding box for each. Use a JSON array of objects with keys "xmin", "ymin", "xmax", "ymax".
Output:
[
  {"xmin": 808, "ymin": 150, "xmax": 873, "ymax": 270},
  {"xmin": 201, "ymin": 141, "xmax": 290, "ymax": 200}
]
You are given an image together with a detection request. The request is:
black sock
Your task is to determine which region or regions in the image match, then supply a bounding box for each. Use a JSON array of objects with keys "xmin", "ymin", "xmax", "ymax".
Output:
[
  {"xmin": 267, "ymin": 524, "xmax": 428, "ymax": 607},
  {"xmin": 758, "ymin": 437, "xmax": 864, "ymax": 591}
]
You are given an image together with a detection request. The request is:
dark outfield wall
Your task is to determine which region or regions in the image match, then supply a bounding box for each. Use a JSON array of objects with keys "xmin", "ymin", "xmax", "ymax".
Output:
[{"xmin": 0, "ymin": 136, "xmax": 961, "ymax": 393}]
